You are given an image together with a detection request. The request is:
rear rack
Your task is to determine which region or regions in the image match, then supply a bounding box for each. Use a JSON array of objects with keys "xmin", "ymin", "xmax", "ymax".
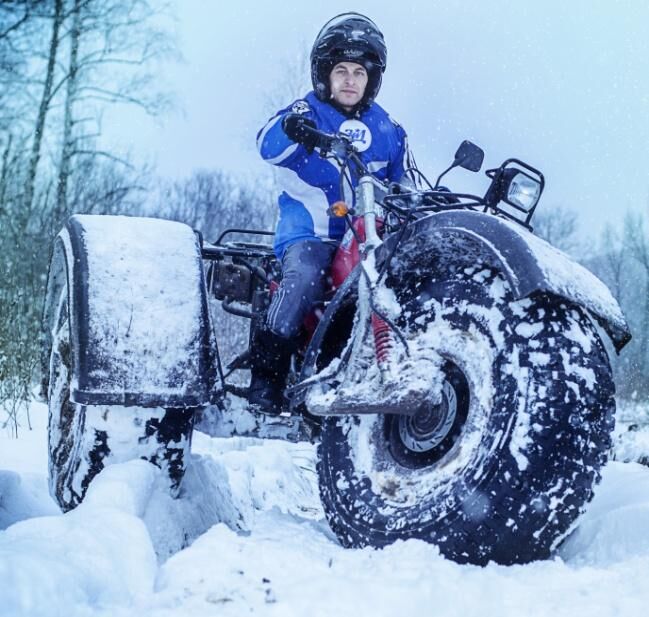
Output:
[{"xmin": 202, "ymin": 228, "xmax": 275, "ymax": 260}]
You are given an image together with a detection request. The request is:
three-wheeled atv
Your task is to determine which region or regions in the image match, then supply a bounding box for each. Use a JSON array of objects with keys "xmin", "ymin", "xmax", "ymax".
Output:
[{"xmin": 41, "ymin": 132, "xmax": 631, "ymax": 566}]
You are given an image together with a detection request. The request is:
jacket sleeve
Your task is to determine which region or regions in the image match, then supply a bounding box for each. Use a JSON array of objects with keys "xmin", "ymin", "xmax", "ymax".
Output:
[{"xmin": 256, "ymin": 99, "xmax": 315, "ymax": 167}]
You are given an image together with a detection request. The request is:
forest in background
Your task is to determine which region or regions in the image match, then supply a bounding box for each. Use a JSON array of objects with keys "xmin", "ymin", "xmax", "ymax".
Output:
[{"xmin": 1, "ymin": 1, "xmax": 647, "ymax": 436}]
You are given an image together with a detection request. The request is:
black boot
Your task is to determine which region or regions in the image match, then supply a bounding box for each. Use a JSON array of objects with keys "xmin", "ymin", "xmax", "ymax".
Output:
[{"xmin": 248, "ymin": 328, "xmax": 296, "ymax": 414}]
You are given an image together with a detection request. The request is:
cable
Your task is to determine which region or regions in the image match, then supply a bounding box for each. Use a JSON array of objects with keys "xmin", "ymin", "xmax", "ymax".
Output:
[{"xmin": 403, "ymin": 166, "xmax": 435, "ymax": 190}]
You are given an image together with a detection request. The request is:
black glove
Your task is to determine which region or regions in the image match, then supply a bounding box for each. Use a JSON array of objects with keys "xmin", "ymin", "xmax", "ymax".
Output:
[{"xmin": 281, "ymin": 113, "xmax": 320, "ymax": 151}]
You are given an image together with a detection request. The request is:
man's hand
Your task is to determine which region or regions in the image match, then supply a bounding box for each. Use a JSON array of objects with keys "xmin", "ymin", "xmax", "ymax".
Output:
[{"xmin": 282, "ymin": 113, "xmax": 320, "ymax": 151}]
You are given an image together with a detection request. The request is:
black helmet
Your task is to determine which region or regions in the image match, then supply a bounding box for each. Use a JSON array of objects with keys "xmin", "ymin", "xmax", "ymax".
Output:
[{"xmin": 310, "ymin": 13, "xmax": 387, "ymax": 110}]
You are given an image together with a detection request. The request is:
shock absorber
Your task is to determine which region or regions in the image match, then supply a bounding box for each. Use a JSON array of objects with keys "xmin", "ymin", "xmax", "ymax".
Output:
[{"xmin": 371, "ymin": 312, "xmax": 394, "ymax": 375}]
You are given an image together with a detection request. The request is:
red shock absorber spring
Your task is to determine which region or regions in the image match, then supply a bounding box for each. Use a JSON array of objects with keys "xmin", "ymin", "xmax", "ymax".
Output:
[{"xmin": 371, "ymin": 313, "xmax": 393, "ymax": 369}]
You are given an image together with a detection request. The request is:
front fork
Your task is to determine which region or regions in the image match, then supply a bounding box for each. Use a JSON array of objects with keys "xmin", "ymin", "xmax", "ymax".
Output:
[{"xmin": 356, "ymin": 175, "xmax": 394, "ymax": 379}]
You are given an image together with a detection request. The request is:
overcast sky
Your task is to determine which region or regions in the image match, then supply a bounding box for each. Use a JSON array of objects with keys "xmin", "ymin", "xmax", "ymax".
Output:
[{"xmin": 104, "ymin": 0, "xmax": 649, "ymax": 239}]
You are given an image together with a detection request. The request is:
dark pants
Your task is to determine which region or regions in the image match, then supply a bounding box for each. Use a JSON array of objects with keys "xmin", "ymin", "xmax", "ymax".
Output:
[{"xmin": 266, "ymin": 239, "xmax": 337, "ymax": 339}]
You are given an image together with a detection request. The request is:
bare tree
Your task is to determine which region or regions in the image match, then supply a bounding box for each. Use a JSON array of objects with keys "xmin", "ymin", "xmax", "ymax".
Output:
[
  {"xmin": 598, "ymin": 223, "xmax": 628, "ymax": 304},
  {"xmin": 23, "ymin": 0, "xmax": 64, "ymax": 213},
  {"xmin": 0, "ymin": 135, "xmax": 13, "ymax": 208},
  {"xmin": 0, "ymin": 2, "xmax": 41, "ymax": 121},
  {"xmin": 155, "ymin": 169, "xmax": 275, "ymax": 370},
  {"xmin": 67, "ymin": 152, "xmax": 148, "ymax": 218},
  {"xmin": 55, "ymin": 0, "xmax": 81, "ymax": 217},
  {"xmin": 53, "ymin": 0, "xmax": 177, "ymax": 218},
  {"xmin": 259, "ymin": 44, "xmax": 311, "ymax": 229},
  {"xmin": 0, "ymin": 2, "xmax": 32, "ymax": 39},
  {"xmin": 263, "ymin": 44, "xmax": 311, "ymax": 118},
  {"xmin": 533, "ymin": 205, "xmax": 581, "ymax": 254},
  {"xmin": 0, "ymin": 0, "xmax": 179, "ymax": 423},
  {"xmin": 158, "ymin": 170, "xmax": 274, "ymax": 238},
  {"xmin": 623, "ymin": 212, "xmax": 649, "ymax": 396}
]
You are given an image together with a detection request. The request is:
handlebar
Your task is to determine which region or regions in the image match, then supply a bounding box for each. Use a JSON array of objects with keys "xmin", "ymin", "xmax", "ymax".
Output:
[
  {"xmin": 297, "ymin": 126, "xmax": 540, "ymax": 228},
  {"xmin": 300, "ymin": 125, "xmax": 369, "ymax": 173}
]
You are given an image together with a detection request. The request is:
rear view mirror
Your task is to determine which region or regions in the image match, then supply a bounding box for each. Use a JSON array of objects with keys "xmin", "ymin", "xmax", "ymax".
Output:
[
  {"xmin": 454, "ymin": 141, "xmax": 484, "ymax": 172},
  {"xmin": 434, "ymin": 140, "xmax": 485, "ymax": 188}
]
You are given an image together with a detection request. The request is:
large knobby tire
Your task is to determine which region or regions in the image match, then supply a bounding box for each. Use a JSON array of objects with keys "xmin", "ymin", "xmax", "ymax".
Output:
[
  {"xmin": 317, "ymin": 265, "xmax": 615, "ymax": 565},
  {"xmin": 47, "ymin": 285, "xmax": 196, "ymax": 512}
]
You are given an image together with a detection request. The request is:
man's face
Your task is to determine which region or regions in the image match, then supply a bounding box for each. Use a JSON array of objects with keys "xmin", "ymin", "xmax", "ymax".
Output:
[{"xmin": 329, "ymin": 62, "xmax": 368, "ymax": 111}]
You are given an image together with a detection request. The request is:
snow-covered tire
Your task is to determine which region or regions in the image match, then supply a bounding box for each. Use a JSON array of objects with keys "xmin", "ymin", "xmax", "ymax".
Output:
[
  {"xmin": 47, "ymin": 282, "xmax": 195, "ymax": 512},
  {"xmin": 317, "ymin": 266, "xmax": 615, "ymax": 565}
]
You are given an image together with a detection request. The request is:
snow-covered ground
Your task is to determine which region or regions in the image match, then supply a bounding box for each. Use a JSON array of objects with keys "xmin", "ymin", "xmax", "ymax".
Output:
[{"xmin": 2, "ymin": 401, "xmax": 649, "ymax": 617}]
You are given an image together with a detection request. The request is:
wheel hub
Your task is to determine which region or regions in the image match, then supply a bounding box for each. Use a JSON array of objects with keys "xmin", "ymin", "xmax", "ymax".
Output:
[
  {"xmin": 386, "ymin": 361, "xmax": 469, "ymax": 469},
  {"xmin": 398, "ymin": 381, "xmax": 457, "ymax": 452}
]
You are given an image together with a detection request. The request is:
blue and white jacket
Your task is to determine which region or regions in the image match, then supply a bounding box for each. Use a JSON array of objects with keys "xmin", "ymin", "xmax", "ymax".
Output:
[{"xmin": 257, "ymin": 91, "xmax": 412, "ymax": 258}]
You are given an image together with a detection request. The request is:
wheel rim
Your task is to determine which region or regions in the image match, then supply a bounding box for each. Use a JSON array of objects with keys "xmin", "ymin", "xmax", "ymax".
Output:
[
  {"xmin": 386, "ymin": 361, "xmax": 469, "ymax": 469},
  {"xmin": 398, "ymin": 380, "xmax": 457, "ymax": 451}
]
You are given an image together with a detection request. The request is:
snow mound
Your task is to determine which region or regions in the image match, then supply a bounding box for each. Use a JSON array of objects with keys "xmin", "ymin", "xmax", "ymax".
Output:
[
  {"xmin": 613, "ymin": 426, "xmax": 649, "ymax": 466},
  {"xmin": 3, "ymin": 403, "xmax": 649, "ymax": 616},
  {"xmin": 0, "ymin": 460, "xmax": 159, "ymax": 616},
  {"xmin": 189, "ymin": 430, "xmax": 322, "ymax": 529},
  {"xmin": 559, "ymin": 462, "xmax": 649, "ymax": 566},
  {"xmin": 0, "ymin": 471, "xmax": 58, "ymax": 531},
  {"xmin": 612, "ymin": 401, "xmax": 649, "ymax": 466},
  {"xmin": 142, "ymin": 431, "xmax": 321, "ymax": 561}
]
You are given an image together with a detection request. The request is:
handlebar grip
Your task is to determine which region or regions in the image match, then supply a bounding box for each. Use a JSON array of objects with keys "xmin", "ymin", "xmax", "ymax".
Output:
[{"xmin": 301, "ymin": 124, "xmax": 336, "ymax": 147}]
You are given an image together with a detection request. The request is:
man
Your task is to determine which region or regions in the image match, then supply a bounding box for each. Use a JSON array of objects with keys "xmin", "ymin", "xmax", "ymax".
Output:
[{"xmin": 251, "ymin": 12, "xmax": 414, "ymax": 413}]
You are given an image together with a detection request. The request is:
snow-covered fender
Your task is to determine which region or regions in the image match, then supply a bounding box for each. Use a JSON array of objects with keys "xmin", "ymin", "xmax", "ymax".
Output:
[
  {"xmin": 393, "ymin": 210, "xmax": 631, "ymax": 352},
  {"xmin": 298, "ymin": 210, "xmax": 630, "ymax": 392},
  {"xmin": 43, "ymin": 214, "xmax": 214, "ymax": 407}
]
